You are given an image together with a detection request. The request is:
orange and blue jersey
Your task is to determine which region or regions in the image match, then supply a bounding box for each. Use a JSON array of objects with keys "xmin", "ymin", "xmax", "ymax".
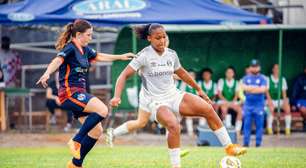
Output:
[
  {"xmin": 57, "ymin": 41, "xmax": 97, "ymax": 103},
  {"xmin": 56, "ymin": 40, "xmax": 97, "ymax": 118}
]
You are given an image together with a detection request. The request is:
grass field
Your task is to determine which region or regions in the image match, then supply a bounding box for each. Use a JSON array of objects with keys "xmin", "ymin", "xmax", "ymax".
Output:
[{"xmin": 0, "ymin": 146, "xmax": 305, "ymax": 168}]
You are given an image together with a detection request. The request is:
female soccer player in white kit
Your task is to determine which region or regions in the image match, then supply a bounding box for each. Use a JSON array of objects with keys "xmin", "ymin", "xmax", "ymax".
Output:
[{"xmin": 110, "ymin": 24, "xmax": 246, "ymax": 168}]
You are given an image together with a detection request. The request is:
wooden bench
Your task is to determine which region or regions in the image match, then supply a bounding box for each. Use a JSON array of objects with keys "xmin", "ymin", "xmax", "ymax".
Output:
[
  {"xmin": 12, "ymin": 109, "xmax": 68, "ymax": 131},
  {"xmin": 274, "ymin": 111, "xmax": 304, "ymax": 131},
  {"xmin": 12, "ymin": 111, "xmax": 49, "ymax": 130}
]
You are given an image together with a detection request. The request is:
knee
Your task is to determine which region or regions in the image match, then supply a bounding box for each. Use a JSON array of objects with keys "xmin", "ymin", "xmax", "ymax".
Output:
[
  {"xmin": 89, "ymin": 125, "xmax": 103, "ymax": 138},
  {"xmin": 167, "ymin": 122, "xmax": 180, "ymax": 135},
  {"xmin": 204, "ymin": 105, "xmax": 216, "ymax": 118},
  {"xmin": 97, "ymin": 104, "xmax": 108, "ymax": 117},
  {"xmin": 137, "ymin": 119, "xmax": 148, "ymax": 128}
]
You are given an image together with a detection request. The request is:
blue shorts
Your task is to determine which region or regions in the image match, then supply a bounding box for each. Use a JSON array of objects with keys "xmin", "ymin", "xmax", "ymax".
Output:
[
  {"xmin": 61, "ymin": 92, "xmax": 94, "ymax": 119},
  {"xmin": 297, "ymin": 99, "xmax": 306, "ymax": 108}
]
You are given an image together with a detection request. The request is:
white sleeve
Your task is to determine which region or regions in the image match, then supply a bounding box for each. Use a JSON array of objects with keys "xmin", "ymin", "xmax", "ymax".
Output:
[
  {"xmin": 266, "ymin": 76, "xmax": 270, "ymax": 89},
  {"xmin": 282, "ymin": 77, "xmax": 288, "ymax": 90},
  {"xmin": 128, "ymin": 52, "xmax": 146, "ymax": 71},
  {"xmin": 217, "ymin": 79, "xmax": 224, "ymax": 92},
  {"xmin": 213, "ymin": 83, "xmax": 218, "ymax": 95},
  {"xmin": 173, "ymin": 52, "xmax": 181, "ymax": 71}
]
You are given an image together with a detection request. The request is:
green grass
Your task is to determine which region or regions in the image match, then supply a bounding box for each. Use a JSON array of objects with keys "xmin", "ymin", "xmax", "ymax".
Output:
[{"xmin": 0, "ymin": 146, "xmax": 305, "ymax": 168}]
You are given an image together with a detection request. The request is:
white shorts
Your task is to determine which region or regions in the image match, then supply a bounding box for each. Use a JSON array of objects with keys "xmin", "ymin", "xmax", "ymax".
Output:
[
  {"xmin": 272, "ymin": 100, "xmax": 284, "ymax": 107},
  {"xmin": 139, "ymin": 90, "xmax": 186, "ymax": 122}
]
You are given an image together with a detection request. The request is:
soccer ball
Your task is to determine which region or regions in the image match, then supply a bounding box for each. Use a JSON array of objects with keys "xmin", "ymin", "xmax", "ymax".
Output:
[{"xmin": 219, "ymin": 156, "xmax": 242, "ymax": 168}]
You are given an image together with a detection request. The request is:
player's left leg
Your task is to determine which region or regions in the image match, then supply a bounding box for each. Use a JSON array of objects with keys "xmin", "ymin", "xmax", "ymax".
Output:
[
  {"xmin": 69, "ymin": 117, "xmax": 102, "ymax": 167},
  {"xmin": 282, "ymin": 99, "xmax": 291, "ymax": 135},
  {"xmin": 179, "ymin": 93, "xmax": 246, "ymax": 156},
  {"xmin": 64, "ymin": 94, "xmax": 107, "ymax": 160}
]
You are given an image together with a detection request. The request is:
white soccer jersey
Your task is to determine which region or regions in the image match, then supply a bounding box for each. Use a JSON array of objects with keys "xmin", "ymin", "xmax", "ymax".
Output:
[{"xmin": 129, "ymin": 45, "xmax": 181, "ymax": 99}]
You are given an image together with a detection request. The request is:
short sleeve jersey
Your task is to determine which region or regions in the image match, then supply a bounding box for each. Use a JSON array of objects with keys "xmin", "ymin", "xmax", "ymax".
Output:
[
  {"xmin": 57, "ymin": 42, "xmax": 97, "ymax": 99},
  {"xmin": 129, "ymin": 46, "xmax": 181, "ymax": 98}
]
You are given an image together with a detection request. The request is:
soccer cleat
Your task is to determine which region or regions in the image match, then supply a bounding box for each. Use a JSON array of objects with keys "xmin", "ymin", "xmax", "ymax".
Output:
[
  {"xmin": 285, "ymin": 128, "xmax": 291, "ymax": 135},
  {"xmin": 66, "ymin": 160, "xmax": 82, "ymax": 168},
  {"xmin": 267, "ymin": 128, "xmax": 273, "ymax": 135},
  {"xmin": 106, "ymin": 128, "xmax": 114, "ymax": 148},
  {"xmin": 67, "ymin": 139, "xmax": 81, "ymax": 159},
  {"xmin": 180, "ymin": 149, "xmax": 190, "ymax": 158},
  {"xmin": 225, "ymin": 144, "xmax": 247, "ymax": 156}
]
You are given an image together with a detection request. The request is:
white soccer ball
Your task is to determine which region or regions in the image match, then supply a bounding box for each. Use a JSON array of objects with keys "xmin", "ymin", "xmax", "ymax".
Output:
[{"xmin": 219, "ymin": 156, "xmax": 242, "ymax": 168}]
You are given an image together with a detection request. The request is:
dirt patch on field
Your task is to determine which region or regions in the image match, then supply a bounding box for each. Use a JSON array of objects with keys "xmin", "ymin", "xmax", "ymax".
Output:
[{"xmin": 0, "ymin": 132, "xmax": 305, "ymax": 148}]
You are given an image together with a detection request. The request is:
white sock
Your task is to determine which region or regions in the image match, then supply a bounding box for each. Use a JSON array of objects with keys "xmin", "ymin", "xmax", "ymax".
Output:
[
  {"xmin": 268, "ymin": 115, "xmax": 273, "ymax": 129},
  {"xmin": 169, "ymin": 148, "xmax": 181, "ymax": 168},
  {"xmin": 214, "ymin": 126, "xmax": 232, "ymax": 146},
  {"xmin": 113, "ymin": 123, "xmax": 129, "ymax": 137},
  {"xmin": 285, "ymin": 115, "xmax": 292, "ymax": 129},
  {"xmin": 225, "ymin": 114, "xmax": 232, "ymax": 128},
  {"xmin": 199, "ymin": 118, "xmax": 207, "ymax": 126},
  {"xmin": 186, "ymin": 118, "xmax": 193, "ymax": 136},
  {"xmin": 235, "ymin": 120, "xmax": 242, "ymax": 132}
]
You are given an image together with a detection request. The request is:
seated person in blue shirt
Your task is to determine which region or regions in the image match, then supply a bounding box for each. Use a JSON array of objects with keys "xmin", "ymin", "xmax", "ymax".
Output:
[
  {"xmin": 241, "ymin": 59, "xmax": 268, "ymax": 147},
  {"xmin": 291, "ymin": 66, "xmax": 306, "ymax": 131}
]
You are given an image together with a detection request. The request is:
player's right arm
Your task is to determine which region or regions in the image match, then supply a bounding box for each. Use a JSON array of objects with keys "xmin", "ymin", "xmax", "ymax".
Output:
[
  {"xmin": 110, "ymin": 66, "xmax": 136, "ymax": 107},
  {"xmin": 110, "ymin": 50, "xmax": 145, "ymax": 107},
  {"xmin": 36, "ymin": 57, "xmax": 63, "ymax": 88}
]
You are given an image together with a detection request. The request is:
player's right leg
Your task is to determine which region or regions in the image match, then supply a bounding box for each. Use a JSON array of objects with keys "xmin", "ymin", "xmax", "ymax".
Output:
[
  {"xmin": 106, "ymin": 109, "xmax": 151, "ymax": 147},
  {"xmin": 156, "ymin": 106, "xmax": 181, "ymax": 168}
]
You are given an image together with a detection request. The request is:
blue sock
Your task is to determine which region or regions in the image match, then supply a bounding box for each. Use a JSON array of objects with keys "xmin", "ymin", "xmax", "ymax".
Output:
[
  {"xmin": 72, "ymin": 135, "xmax": 97, "ymax": 167},
  {"xmin": 73, "ymin": 113, "xmax": 104, "ymax": 143}
]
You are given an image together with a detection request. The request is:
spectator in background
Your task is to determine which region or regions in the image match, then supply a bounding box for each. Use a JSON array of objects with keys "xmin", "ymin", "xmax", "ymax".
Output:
[
  {"xmin": 198, "ymin": 68, "xmax": 219, "ymax": 127},
  {"xmin": 291, "ymin": 66, "xmax": 306, "ymax": 131},
  {"xmin": 266, "ymin": 64, "xmax": 291, "ymax": 135},
  {"xmin": 241, "ymin": 59, "xmax": 268, "ymax": 147},
  {"xmin": 218, "ymin": 66, "xmax": 242, "ymax": 134},
  {"xmin": 46, "ymin": 71, "xmax": 73, "ymax": 132},
  {"xmin": 0, "ymin": 36, "xmax": 22, "ymax": 87}
]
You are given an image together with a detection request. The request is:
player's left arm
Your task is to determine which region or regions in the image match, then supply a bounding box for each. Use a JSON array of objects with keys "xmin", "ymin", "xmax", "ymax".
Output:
[
  {"xmin": 175, "ymin": 67, "xmax": 200, "ymax": 91},
  {"xmin": 175, "ymin": 67, "xmax": 212, "ymax": 104},
  {"xmin": 95, "ymin": 52, "xmax": 135, "ymax": 62}
]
